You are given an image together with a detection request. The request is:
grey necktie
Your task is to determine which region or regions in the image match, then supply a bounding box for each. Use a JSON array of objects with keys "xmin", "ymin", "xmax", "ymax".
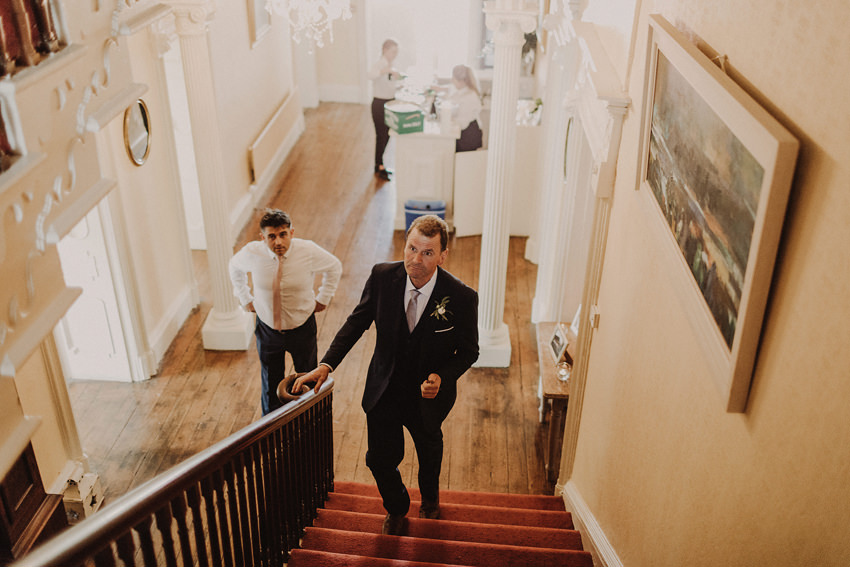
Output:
[{"xmin": 406, "ymin": 289, "xmax": 420, "ymax": 332}]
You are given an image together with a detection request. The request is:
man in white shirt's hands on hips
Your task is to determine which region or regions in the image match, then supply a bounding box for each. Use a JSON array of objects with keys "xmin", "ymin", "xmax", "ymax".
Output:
[{"xmin": 229, "ymin": 209, "xmax": 342, "ymax": 415}]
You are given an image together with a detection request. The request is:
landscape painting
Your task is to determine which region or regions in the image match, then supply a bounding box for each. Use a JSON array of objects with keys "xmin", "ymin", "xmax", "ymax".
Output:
[
  {"xmin": 639, "ymin": 15, "xmax": 799, "ymax": 412},
  {"xmin": 645, "ymin": 52, "xmax": 763, "ymax": 350}
]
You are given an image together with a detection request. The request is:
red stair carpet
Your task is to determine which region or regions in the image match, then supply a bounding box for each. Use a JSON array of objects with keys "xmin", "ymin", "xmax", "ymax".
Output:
[{"xmin": 288, "ymin": 481, "xmax": 593, "ymax": 567}]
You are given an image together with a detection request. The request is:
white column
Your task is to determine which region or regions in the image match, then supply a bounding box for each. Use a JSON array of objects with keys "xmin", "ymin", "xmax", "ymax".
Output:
[
  {"xmin": 172, "ymin": 1, "xmax": 253, "ymax": 350},
  {"xmin": 530, "ymin": 24, "xmax": 579, "ymax": 323},
  {"xmin": 475, "ymin": 1, "xmax": 537, "ymax": 367}
]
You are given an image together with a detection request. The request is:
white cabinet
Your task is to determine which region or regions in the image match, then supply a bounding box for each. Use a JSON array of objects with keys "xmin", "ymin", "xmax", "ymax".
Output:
[{"xmin": 390, "ymin": 121, "xmax": 459, "ymax": 230}]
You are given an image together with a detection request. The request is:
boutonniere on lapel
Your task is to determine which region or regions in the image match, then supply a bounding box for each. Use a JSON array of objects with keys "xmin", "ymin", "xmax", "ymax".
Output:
[{"xmin": 430, "ymin": 296, "xmax": 452, "ymax": 321}]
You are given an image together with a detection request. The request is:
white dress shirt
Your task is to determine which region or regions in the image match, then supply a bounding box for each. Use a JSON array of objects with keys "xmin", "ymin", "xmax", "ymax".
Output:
[
  {"xmin": 229, "ymin": 238, "xmax": 342, "ymax": 330},
  {"xmin": 369, "ymin": 56, "xmax": 400, "ymax": 99},
  {"xmin": 404, "ymin": 270, "xmax": 438, "ymax": 329}
]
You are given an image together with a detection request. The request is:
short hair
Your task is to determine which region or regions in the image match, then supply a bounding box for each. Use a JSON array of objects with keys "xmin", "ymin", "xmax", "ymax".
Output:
[
  {"xmin": 259, "ymin": 209, "xmax": 291, "ymax": 230},
  {"xmin": 407, "ymin": 215, "xmax": 448, "ymax": 251},
  {"xmin": 382, "ymin": 38, "xmax": 398, "ymax": 54}
]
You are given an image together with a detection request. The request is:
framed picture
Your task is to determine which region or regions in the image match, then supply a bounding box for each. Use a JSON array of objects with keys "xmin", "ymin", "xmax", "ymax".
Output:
[
  {"xmin": 247, "ymin": 0, "xmax": 271, "ymax": 47},
  {"xmin": 637, "ymin": 15, "xmax": 798, "ymax": 412},
  {"xmin": 549, "ymin": 323, "xmax": 568, "ymax": 364},
  {"xmin": 569, "ymin": 304, "xmax": 581, "ymax": 337}
]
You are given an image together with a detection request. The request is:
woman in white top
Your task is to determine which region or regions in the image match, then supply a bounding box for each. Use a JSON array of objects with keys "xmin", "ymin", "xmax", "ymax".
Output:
[
  {"xmin": 445, "ymin": 65, "xmax": 483, "ymax": 152},
  {"xmin": 368, "ymin": 39, "xmax": 401, "ymax": 180}
]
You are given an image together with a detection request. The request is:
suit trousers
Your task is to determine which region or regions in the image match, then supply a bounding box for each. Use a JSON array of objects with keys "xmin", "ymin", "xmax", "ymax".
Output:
[
  {"xmin": 255, "ymin": 315, "xmax": 318, "ymax": 415},
  {"xmin": 365, "ymin": 384, "xmax": 444, "ymax": 515},
  {"xmin": 371, "ymin": 97, "xmax": 393, "ymax": 169}
]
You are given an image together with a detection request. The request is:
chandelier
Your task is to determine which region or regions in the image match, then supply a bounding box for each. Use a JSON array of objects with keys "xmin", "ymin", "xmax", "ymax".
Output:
[{"xmin": 265, "ymin": 0, "xmax": 352, "ymax": 47}]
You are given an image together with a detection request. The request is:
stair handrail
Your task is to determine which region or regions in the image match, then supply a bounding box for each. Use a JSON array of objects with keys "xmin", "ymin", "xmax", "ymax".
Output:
[{"xmin": 12, "ymin": 378, "xmax": 335, "ymax": 567}]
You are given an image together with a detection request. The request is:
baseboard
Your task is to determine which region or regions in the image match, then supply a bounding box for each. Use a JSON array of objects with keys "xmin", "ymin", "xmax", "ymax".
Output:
[
  {"xmin": 563, "ymin": 480, "xmax": 624, "ymax": 567},
  {"xmin": 148, "ymin": 285, "xmax": 196, "ymax": 370},
  {"xmin": 318, "ymin": 84, "xmax": 365, "ymax": 104}
]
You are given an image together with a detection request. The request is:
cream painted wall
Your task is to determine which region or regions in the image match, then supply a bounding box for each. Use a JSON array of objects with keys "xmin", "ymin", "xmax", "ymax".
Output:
[
  {"xmin": 580, "ymin": 0, "xmax": 639, "ymax": 85},
  {"xmin": 117, "ymin": 29, "xmax": 197, "ymax": 365},
  {"xmin": 570, "ymin": 0, "xmax": 850, "ymax": 565},
  {"xmin": 15, "ymin": 347, "xmax": 73, "ymax": 492},
  {"xmin": 208, "ymin": 4, "xmax": 295, "ymax": 222},
  {"xmin": 315, "ymin": 0, "xmax": 364, "ymax": 102}
]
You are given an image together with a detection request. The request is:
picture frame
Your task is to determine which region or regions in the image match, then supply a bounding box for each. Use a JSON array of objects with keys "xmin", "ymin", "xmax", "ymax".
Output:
[
  {"xmin": 636, "ymin": 15, "xmax": 798, "ymax": 412},
  {"xmin": 549, "ymin": 323, "xmax": 568, "ymax": 364},
  {"xmin": 247, "ymin": 0, "xmax": 271, "ymax": 47},
  {"xmin": 569, "ymin": 304, "xmax": 581, "ymax": 337}
]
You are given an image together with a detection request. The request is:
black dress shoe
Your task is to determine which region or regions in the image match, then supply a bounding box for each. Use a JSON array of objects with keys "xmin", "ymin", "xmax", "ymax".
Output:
[
  {"xmin": 375, "ymin": 169, "xmax": 391, "ymax": 181},
  {"xmin": 382, "ymin": 513, "xmax": 406, "ymax": 535},
  {"xmin": 419, "ymin": 501, "xmax": 440, "ymax": 520}
]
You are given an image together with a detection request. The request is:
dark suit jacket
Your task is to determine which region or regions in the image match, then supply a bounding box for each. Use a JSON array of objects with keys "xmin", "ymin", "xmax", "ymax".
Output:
[{"xmin": 322, "ymin": 262, "xmax": 478, "ymax": 428}]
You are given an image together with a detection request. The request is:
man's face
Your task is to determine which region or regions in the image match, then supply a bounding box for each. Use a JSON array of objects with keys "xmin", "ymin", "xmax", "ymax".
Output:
[
  {"xmin": 404, "ymin": 228, "xmax": 446, "ymax": 287},
  {"xmin": 385, "ymin": 44, "xmax": 398, "ymax": 62},
  {"xmin": 261, "ymin": 224, "xmax": 293, "ymax": 257}
]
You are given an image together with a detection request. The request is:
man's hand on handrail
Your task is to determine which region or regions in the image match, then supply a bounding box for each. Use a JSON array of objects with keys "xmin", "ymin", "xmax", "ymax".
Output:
[{"xmin": 294, "ymin": 364, "xmax": 331, "ymax": 395}]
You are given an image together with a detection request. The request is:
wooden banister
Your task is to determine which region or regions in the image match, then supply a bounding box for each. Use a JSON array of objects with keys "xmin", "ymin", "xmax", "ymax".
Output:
[{"xmin": 12, "ymin": 379, "xmax": 335, "ymax": 567}]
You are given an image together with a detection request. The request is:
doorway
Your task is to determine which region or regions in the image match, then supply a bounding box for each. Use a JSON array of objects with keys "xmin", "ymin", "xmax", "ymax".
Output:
[{"xmin": 53, "ymin": 202, "xmax": 136, "ymax": 382}]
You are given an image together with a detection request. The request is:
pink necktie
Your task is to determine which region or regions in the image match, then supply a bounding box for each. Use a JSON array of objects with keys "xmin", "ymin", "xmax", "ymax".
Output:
[
  {"xmin": 273, "ymin": 257, "xmax": 283, "ymax": 330},
  {"xmin": 406, "ymin": 289, "xmax": 420, "ymax": 332}
]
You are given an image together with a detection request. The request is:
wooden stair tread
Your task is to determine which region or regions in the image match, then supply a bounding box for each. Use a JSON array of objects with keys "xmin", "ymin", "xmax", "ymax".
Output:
[
  {"xmin": 324, "ymin": 492, "xmax": 574, "ymax": 529},
  {"xmin": 333, "ymin": 481, "xmax": 567, "ymax": 511},
  {"xmin": 301, "ymin": 526, "xmax": 593, "ymax": 567},
  {"xmin": 314, "ymin": 508, "xmax": 584, "ymax": 550}
]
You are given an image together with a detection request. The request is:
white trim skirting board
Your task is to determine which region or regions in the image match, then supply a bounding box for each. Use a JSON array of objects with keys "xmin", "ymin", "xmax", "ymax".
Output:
[
  {"xmin": 318, "ymin": 84, "xmax": 365, "ymax": 104},
  {"xmin": 563, "ymin": 480, "xmax": 624, "ymax": 567},
  {"xmin": 147, "ymin": 285, "xmax": 197, "ymax": 375}
]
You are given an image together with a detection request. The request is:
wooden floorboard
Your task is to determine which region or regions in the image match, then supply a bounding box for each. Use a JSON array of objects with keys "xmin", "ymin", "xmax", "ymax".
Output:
[{"xmin": 68, "ymin": 102, "xmax": 554, "ymax": 506}]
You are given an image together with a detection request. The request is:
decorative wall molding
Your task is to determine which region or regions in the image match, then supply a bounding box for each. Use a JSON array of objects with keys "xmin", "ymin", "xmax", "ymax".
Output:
[
  {"xmin": 0, "ymin": 3, "xmax": 133, "ymax": 378},
  {"xmin": 170, "ymin": 0, "xmax": 216, "ymax": 37},
  {"xmin": 553, "ymin": 21, "xmax": 630, "ymax": 484}
]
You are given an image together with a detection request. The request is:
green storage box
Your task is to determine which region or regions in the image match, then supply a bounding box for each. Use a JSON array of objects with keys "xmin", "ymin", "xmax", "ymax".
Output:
[{"xmin": 384, "ymin": 101, "xmax": 424, "ymax": 134}]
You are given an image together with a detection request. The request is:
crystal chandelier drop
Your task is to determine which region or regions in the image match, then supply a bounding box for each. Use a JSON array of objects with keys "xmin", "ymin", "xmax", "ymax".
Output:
[{"xmin": 265, "ymin": 0, "xmax": 353, "ymax": 47}]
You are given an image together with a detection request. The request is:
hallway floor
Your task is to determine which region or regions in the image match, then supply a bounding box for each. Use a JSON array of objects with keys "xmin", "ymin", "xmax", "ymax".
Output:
[{"xmin": 68, "ymin": 102, "xmax": 553, "ymax": 505}]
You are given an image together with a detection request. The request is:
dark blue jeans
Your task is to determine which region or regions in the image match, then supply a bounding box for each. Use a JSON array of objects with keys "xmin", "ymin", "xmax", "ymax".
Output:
[{"xmin": 255, "ymin": 314, "xmax": 318, "ymax": 415}]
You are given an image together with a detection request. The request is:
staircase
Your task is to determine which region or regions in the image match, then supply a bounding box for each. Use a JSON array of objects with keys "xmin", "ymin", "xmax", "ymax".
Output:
[{"xmin": 288, "ymin": 481, "xmax": 593, "ymax": 567}]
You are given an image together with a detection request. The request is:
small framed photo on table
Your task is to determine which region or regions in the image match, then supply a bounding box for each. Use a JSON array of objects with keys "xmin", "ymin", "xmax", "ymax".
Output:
[{"xmin": 549, "ymin": 323, "xmax": 568, "ymax": 364}]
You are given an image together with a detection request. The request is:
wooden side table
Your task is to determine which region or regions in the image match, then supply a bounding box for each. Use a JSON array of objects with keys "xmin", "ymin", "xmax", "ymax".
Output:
[{"xmin": 536, "ymin": 322, "xmax": 575, "ymax": 482}]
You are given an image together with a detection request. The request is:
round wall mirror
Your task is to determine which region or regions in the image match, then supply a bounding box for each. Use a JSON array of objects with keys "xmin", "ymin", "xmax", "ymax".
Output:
[{"xmin": 123, "ymin": 99, "xmax": 151, "ymax": 166}]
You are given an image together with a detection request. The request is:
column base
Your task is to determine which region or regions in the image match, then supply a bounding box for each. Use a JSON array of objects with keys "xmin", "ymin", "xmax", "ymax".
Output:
[
  {"xmin": 473, "ymin": 322, "xmax": 512, "ymax": 367},
  {"xmin": 202, "ymin": 308, "xmax": 254, "ymax": 350}
]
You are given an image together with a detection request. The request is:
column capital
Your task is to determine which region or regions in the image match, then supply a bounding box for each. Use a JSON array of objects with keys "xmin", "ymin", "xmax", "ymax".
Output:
[
  {"xmin": 484, "ymin": 1, "xmax": 538, "ymax": 43},
  {"xmin": 150, "ymin": 13, "xmax": 178, "ymax": 57},
  {"xmin": 169, "ymin": 0, "xmax": 216, "ymax": 36}
]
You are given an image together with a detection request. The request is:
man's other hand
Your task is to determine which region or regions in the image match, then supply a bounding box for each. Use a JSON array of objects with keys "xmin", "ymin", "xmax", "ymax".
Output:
[{"xmin": 421, "ymin": 373, "xmax": 441, "ymax": 399}]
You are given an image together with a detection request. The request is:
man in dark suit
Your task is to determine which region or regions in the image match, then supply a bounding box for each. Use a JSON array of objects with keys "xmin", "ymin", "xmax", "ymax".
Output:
[{"xmin": 295, "ymin": 215, "xmax": 478, "ymax": 535}]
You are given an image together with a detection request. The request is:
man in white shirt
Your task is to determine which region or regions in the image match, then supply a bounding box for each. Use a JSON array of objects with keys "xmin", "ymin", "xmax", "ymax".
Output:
[{"xmin": 229, "ymin": 209, "xmax": 342, "ymax": 415}]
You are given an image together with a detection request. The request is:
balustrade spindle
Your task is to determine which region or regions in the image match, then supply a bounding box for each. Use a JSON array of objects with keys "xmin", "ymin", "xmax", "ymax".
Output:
[
  {"xmin": 12, "ymin": 382, "xmax": 333, "ymax": 567},
  {"xmin": 186, "ymin": 484, "xmax": 210, "ymax": 567}
]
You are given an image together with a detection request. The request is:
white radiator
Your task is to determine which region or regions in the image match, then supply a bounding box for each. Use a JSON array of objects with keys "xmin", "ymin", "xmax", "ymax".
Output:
[{"xmin": 248, "ymin": 88, "xmax": 302, "ymax": 184}]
